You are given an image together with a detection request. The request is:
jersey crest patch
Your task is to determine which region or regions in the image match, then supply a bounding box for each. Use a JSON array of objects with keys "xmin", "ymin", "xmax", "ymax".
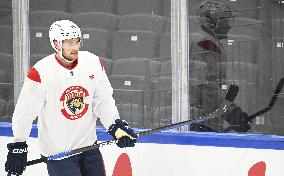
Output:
[{"xmin": 60, "ymin": 86, "xmax": 89, "ymax": 120}]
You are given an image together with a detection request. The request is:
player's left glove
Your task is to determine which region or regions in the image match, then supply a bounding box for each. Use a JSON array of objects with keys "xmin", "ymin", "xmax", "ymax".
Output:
[
  {"xmin": 222, "ymin": 103, "xmax": 252, "ymax": 132},
  {"xmin": 108, "ymin": 119, "xmax": 138, "ymax": 148}
]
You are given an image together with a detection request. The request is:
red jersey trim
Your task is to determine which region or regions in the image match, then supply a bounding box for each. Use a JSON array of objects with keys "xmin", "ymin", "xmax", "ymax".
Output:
[
  {"xmin": 55, "ymin": 53, "xmax": 78, "ymax": 70},
  {"xmin": 27, "ymin": 67, "xmax": 41, "ymax": 83},
  {"xmin": 197, "ymin": 40, "xmax": 222, "ymax": 54},
  {"xmin": 99, "ymin": 57, "xmax": 105, "ymax": 71}
]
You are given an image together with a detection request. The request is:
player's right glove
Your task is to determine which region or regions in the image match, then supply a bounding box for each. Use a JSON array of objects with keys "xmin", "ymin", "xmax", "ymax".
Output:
[
  {"xmin": 108, "ymin": 119, "xmax": 138, "ymax": 148},
  {"xmin": 5, "ymin": 142, "xmax": 28, "ymax": 176}
]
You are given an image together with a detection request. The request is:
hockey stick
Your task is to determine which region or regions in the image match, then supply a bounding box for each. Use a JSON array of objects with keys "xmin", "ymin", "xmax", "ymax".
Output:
[
  {"xmin": 25, "ymin": 84, "xmax": 239, "ymax": 167},
  {"xmin": 248, "ymin": 77, "xmax": 284, "ymax": 121}
]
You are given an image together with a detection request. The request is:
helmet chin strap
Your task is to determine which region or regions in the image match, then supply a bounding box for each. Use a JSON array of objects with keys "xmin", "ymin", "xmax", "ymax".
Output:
[
  {"xmin": 59, "ymin": 50, "xmax": 74, "ymax": 63},
  {"xmin": 57, "ymin": 41, "xmax": 74, "ymax": 63}
]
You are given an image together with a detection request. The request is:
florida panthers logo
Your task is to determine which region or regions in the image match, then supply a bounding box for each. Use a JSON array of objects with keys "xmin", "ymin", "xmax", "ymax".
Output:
[{"xmin": 60, "ymin": 86, "xmax": 89, "ymax": 120}]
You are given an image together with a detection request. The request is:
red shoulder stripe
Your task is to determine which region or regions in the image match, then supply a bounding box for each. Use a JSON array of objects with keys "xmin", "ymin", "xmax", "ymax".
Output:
[{"xmin": 27, "ymin": 67, "xmax": 41, "ymax": 83}]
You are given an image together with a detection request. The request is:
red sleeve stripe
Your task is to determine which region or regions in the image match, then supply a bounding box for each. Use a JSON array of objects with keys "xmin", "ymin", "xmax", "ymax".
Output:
[
  {"xmin": 99, "ymin": 57, "xmax": 105, "ymax": 71},
  {"xmin": 27, "ymin": 67, "xmax": 41, "ymax": 83}
]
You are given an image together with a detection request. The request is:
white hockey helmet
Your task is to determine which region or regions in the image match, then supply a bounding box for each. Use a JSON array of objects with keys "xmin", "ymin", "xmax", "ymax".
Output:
[{"xmin": 49, "ymin": 20, "xmax": 82, "ymax": 52}]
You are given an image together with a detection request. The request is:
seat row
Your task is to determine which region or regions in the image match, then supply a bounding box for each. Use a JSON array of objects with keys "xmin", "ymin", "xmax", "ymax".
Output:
[
  {"xmin": 25, "ymin": 30, "xmax": 264, "ymax": 64},
  {"xmin": 0, "ymin": 0, "xmax": 170, "ymax": 17},
  {"xmin": 26, "ymin": 0, "xmax": 267, "ymax": 19}
]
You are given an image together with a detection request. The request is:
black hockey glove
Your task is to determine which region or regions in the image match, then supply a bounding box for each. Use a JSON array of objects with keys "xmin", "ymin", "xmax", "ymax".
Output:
[
  {"xmin": 222, "ymin": 103, "xmax": 252, "ymax": 132},
  {"xmin": 5, "ymin": 142, "xmax": 28, "ymax": 176},
  {"xmin": 108, "ymin": 119, "xmax": 138, "ymax": 148}
]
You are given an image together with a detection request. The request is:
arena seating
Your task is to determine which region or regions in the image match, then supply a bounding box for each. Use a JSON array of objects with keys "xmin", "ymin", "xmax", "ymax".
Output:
[
  {"xmin": 112, "ymin": 30, "xmax": 159, "ymax": 60},
  {"xmin": 29, "ymin": 0, "xmax": 68, "ymax": 12},
  {"xmin": 0, "ymin": 26, "xmax": 12, "ymax": 54},
  {"xmin": 30, "ymin": 27, "xmax": 53, "ymax": 55},
  {"xmin": 0, "ymin": 8, "xmax": 12, "ymax": 26},
  {"xmin": 119, "ymin": 14, "xmax": 167, "ymax": 35},
  {"xmin": 30, "ymin": 11, "xmax": 72, "ymax": 28},
  {"xmin": 117, "ymin": 0, "xmax": 164, "ymax": 16},
  {"xmin": 80, "ymin": 28, "xmax": 112, "ymax": 58},
  {"xmin": 70, "ymin": 0, "xmax": 116, "ymax": 14},
  {"xmin": 72, "ymin": 12, "xmax": 120, "ymax": 31}
]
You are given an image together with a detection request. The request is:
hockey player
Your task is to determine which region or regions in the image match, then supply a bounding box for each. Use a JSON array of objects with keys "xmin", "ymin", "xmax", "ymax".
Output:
[
  {"xmin": 5, "ymin": 20, "xmax": 138, "ymax": 176},
  {"xmin": 189, "ymin": 0, "xmax": 251, "ymax": 132}
]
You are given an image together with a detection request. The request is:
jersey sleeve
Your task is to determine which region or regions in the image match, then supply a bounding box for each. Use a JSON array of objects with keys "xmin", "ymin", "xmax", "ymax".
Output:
[
  {"xmin": 92, "ymin": 62, "xmax": 120, "ymax": 130},
  {"xmin": 12, "ymin": 67, "xmax": 46, "ymax": 142}
]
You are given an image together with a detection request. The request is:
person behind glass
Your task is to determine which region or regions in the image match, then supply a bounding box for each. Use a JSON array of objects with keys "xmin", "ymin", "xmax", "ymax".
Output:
[
  {"xmin": 5, "ymin": 20, "xmax": 138, "ymax": 176},
  {"xmin": 189, "ymin": 0, "xmax": 251, "ymax": 133}
]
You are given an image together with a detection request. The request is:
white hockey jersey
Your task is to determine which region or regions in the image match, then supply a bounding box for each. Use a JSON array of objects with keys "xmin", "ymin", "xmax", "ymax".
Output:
[{"xmin": 12, "ymin": 51, "xmax": 119, "ymax": 156}]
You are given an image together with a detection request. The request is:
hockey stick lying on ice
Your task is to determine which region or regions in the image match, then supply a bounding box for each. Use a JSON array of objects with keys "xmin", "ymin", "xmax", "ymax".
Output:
[
  {"xmin": 248, "ymin": 77, "xmax": 284, "ymax": 121},
  {"xmin": 26, "ymin": 84, "xmax": 239, "ymax": 167}
]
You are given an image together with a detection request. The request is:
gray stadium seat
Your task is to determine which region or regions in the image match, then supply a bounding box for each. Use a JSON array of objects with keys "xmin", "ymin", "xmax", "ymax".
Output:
[
  {"xmin": 0, "ymin": 53, "xmax": 13, "ymax": 112},
  {"xmin": 229, "ymin": 18, "xmax": 263, "ymax": 38},
  {"xmin": 164, "ymin": 18, "xmax": 171, "ymax": 33},
  {"xmin": 30, "ymin": 54, "xmax": 48, "ymax": 67},
  {"xmin": 70, "ymin": 0, "xmax": 116, "ymax": 14},
  {"xmin": 110, "ymin": 75, "xmax": 146, "ymax": 127},
  {"xmin": 4, "ymin": 98, "xmax": 13, "ymax": 119},
  {"xmin": 29, "ymin": 0, "xmax": 68, "ymax": 12},
  {"xmin": 0, "ymin": 98, "xmax": 6, "ymax": 118},
  {"xmin": 30, "ymin": 10, "xmax": 72, "ymax": 28},
  {"xmin": 160, "ymin": 60, "xmax": 207, "ymax": 81},
  {"xmin": 0, "ymin": 26, "xmax": 13, "ymax": 54},
  {"xmin": 273, "ymin": 18, "xmax": 284, "ymax": 37},
  {"xmin": 72, "ymin": 12, "xmax": 120, "ymax": 31},
  {"xmin": 188, "ymin": 16, "xmax": 202, "ymax": 33},
  {"xmin": 0, "ymin": 0, "xmax": 12, "ymax": 9},
  {"xmin": 222, "ymin": 34, "xmax": 258, "ymax": 64},
  {"xmin": 119, "ymin": 14, "xmax": 167, "ymax": 35},
  {"xmin": 81, "ymin": 28, "xmax": 112, "ymax": 58},
  {"xmin": 0, "ymin": 53, "xmax": 13, "ymax": 83},
  {"xmin": 164, "ymin": 0, "xmax": 171, "ymax": 17},
  {"xmin": 117, "ymin": 0, "xmax": 164, "ymax": 16},
  {"xmin": 110, "ymin": 58, "xmax": 161, "ymax": 127},
  {"xmin": 150, "ymin": 76, "xmax": 172, "ymax": 128},
  {"xmin": 111, "ymin": 58, "xmax": 161, "ymax": 77},
  {"xmin": 160, "ymin": 61, "xmax": 171, "ymax": 77},
  {"xmin": 150, "ymin": 77, "xmax": 209, "ymax": 128},
  {"xmin": 221, "ymin": 62, "xmax": 258, "ymax": 83},
  {"xmin": 110, "ymin": 58, "xmax": 159, "ymax": 127},
  {"xmin": 30, "ymin": 27, "xmax": 54, "ymax": 55},
  {"xmin": 112, "ymin": 30, "xmax": 158, "ymax": 60},
  {"xmin": 0, "ymin": 8, "xmax": 12, "ymax": 26},
  {"xmin": 270, "ymin": 93, "xmax": 284, "ymax": 134},
  {"xmin": 159, "ymin": 32, "xmax": 170, "ymax": 61}
]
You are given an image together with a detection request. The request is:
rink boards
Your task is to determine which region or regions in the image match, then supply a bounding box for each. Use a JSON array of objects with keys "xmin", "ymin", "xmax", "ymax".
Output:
[{"xmin": 1, "ymin": 122, "xmax": 284, "ymax": 176}]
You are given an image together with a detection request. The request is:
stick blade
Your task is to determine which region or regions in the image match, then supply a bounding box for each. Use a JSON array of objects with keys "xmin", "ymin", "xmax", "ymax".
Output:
[{"xmin": 225, "ymin": 84, "xmax": 239, "ymax": 102}]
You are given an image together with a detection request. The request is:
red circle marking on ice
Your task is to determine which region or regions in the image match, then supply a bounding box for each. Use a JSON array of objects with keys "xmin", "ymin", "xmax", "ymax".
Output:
[
  {"xmin": 248, "ymin": 161, "xmax": 266, "ymax": 176},
  {"xmin": 112, "ymin": 153, "xmax": 132, "ymax": 176}
]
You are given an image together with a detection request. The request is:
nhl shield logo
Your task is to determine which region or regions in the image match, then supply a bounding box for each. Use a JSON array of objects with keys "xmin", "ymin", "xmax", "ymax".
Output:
[{"xmin": 60, "ymin": 86, "xmax": 89, "ymax": 120}]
